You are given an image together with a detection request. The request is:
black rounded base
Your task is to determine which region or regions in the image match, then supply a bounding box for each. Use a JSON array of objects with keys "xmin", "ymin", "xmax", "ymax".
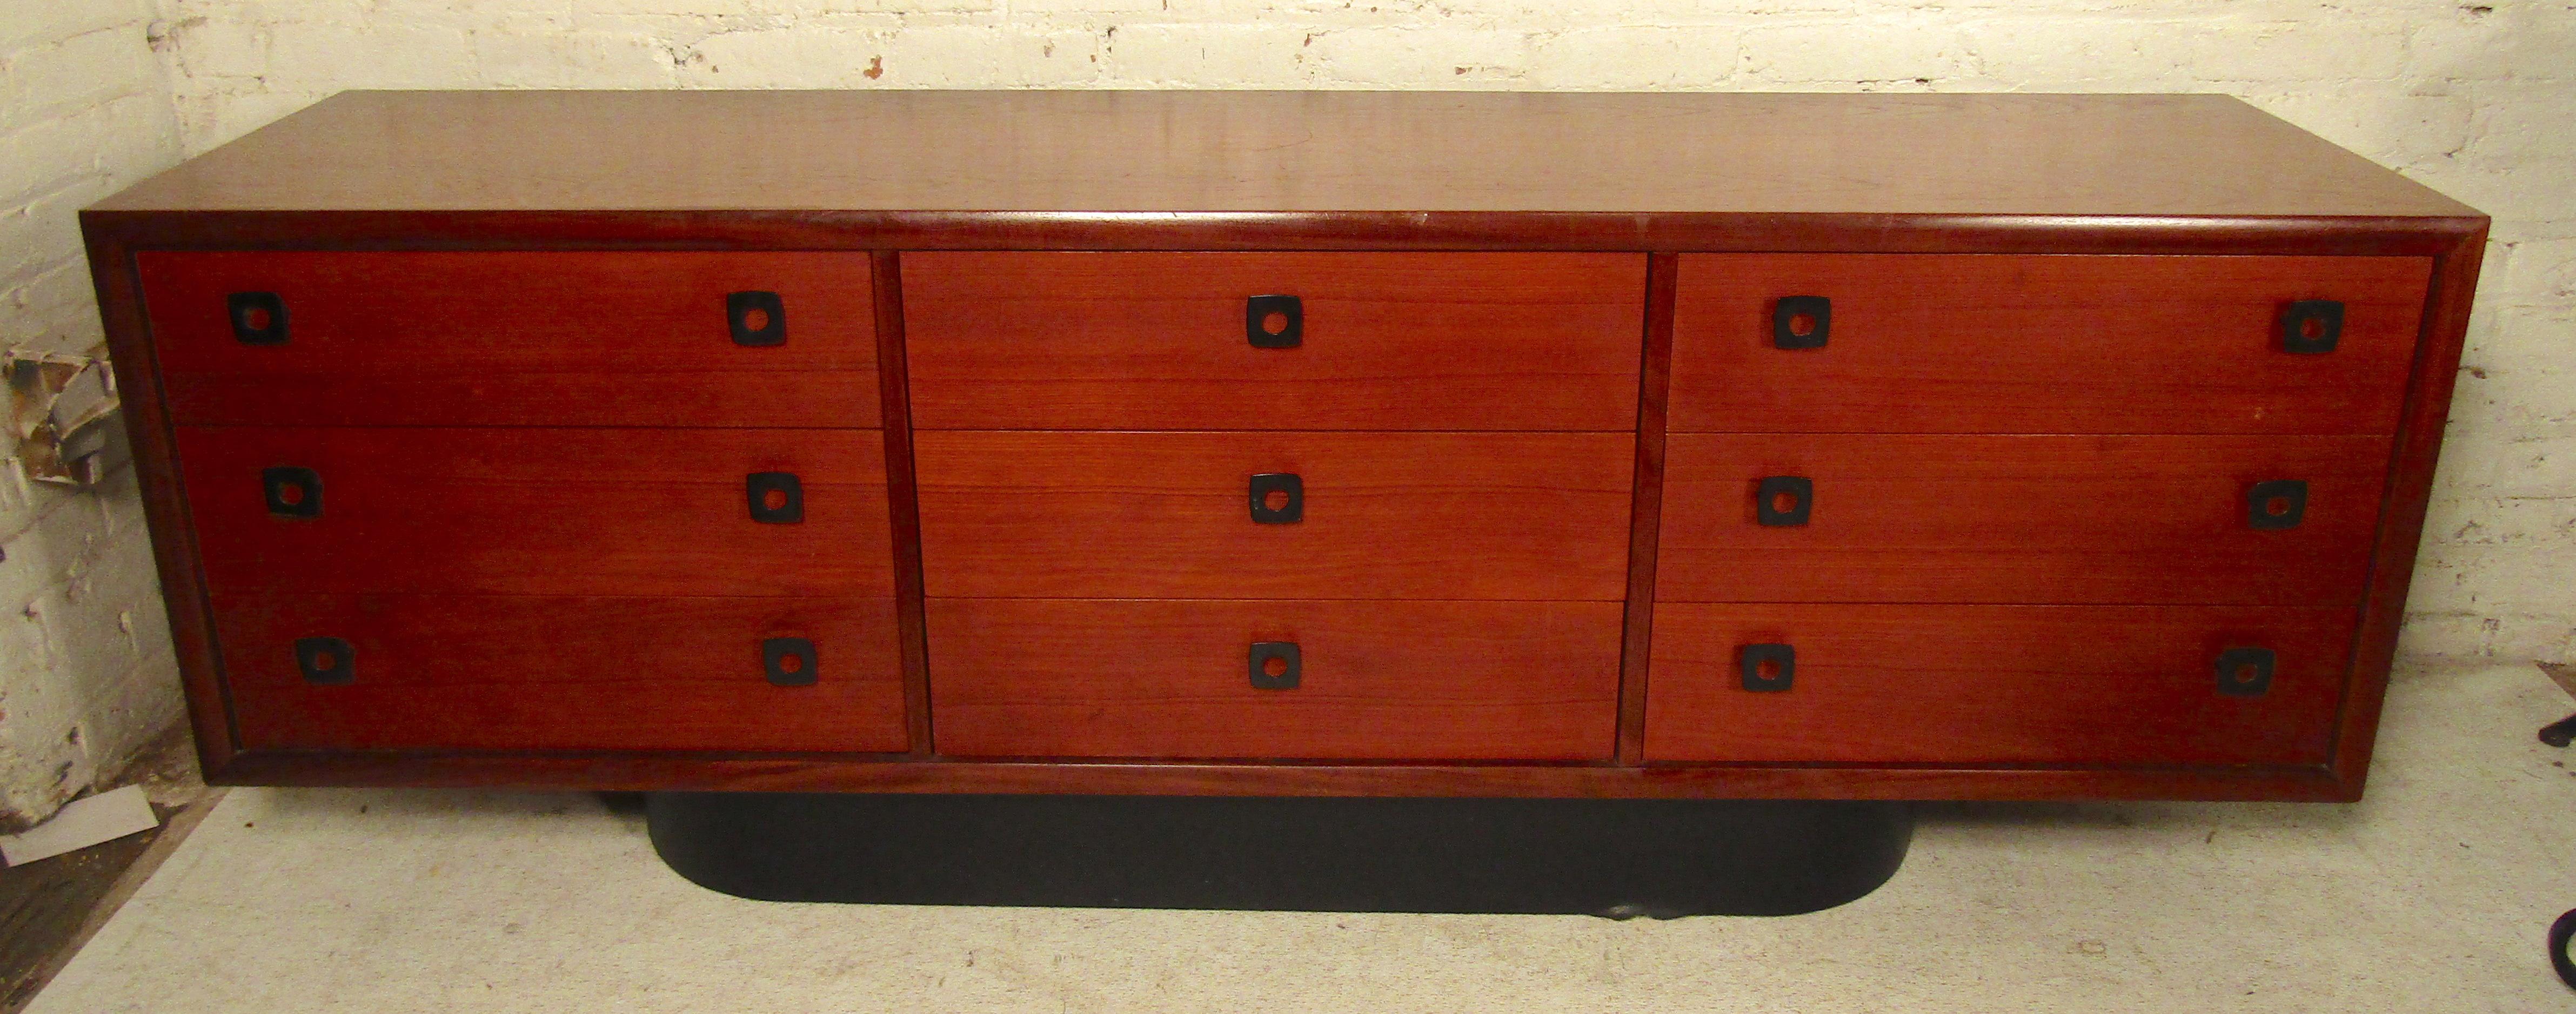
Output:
[{"xmin": 647, "ymin": 793, "xmax": 1912, "ymax": 917}]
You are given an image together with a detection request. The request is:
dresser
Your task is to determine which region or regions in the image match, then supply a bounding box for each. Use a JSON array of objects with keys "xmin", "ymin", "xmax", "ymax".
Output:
[{"xmin": 83, "ymin": 91, "xmax": 2486, "ymax": 810}]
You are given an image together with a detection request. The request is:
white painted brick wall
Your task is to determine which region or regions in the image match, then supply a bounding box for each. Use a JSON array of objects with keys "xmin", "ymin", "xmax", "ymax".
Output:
[{"xmin": 0, "ymin": 0, "xmax": 186, "ymax": 830}]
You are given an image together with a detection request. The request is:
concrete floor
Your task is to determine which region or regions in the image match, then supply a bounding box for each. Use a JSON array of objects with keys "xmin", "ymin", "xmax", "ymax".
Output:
[{"xmin": 25, "ymin": 659, "xmax": 2576, "ymax": 1012}]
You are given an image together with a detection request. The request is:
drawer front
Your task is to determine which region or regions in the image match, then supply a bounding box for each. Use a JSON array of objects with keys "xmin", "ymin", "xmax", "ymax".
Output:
[
  {"xmin": 1643, "ymin": 603, "xmax": 2354, "ymax": 765},
  {"xmin": 904, "ymin": 252, "xmax": 1647, "ymax": 431},
  {"xmin": 138, "ymin": 252, "xmax": 880, "ymax": 427},
  {"xmin": 1657, "ymin": 434, "xmax": 2390, "ymax": 605},
  {"xmin": 178, "ymin": 427, "xmax": 894, "ymax": 597},
  {"xmin": 1669, "ymin": 254, "xmax": 2429, "ymax": 434},
  {"xmin": 217, "ymin": 593, "xmax": 906, "ymax": 752},
  {"xmin": 929, "ymin": 599, "xmax": 1622, "ymax": 760},
  {"xmin": 915, "ymin": 431, "xmax": 1634, "ymax": 601}
]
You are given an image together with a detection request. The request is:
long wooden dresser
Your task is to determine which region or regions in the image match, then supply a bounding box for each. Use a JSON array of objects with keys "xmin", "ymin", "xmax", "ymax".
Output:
[{"xmin": 84, "ymin": 91, "xmax": 2486, "ymax": 805}]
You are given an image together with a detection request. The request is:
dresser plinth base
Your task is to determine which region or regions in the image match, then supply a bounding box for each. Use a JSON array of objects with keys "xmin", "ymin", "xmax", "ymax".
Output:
[{"xmin": 645, "ymin": 792, "xmax": 1912, "ymax": 917}]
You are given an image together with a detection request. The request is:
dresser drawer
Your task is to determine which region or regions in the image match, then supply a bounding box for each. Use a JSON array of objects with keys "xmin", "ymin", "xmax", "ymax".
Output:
[
  {"xmin": 1657, "ymin": 434, "xmax": 2390, "ymax": 605},
  {"xmin": 138, "ymin": 252, "xmax": 880, "ymax": 427},
  {"xmin": 178, "ymin": 427, "xmax": 894, "ymax": 597},
  {"xmin": 1668, "ymin": 254, "xmax": 2429, "ymax": 434},
  {"xmin": 929, "ymin": 598, "xmax": 1621, "ymax": 760},
  {"xmin": 904, "ymin": 252, "xmax": 1646, "ymax": 431},
  {"xmin": 217, "ymin": 593, "xmax": 906, "ymax": 752},
  {"xmin": 915, "ymin": 431, "xmax": 1634, "ymax": 600},
  {"xmin": 1643, "ymin": 603, "xmax": 2353, "ymax": 765}
]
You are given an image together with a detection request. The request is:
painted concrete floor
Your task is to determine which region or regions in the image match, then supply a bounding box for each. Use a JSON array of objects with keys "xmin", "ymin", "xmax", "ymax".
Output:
[{"xmin": 26, "ymin": 659, "xmax": 2576, "ymax": 1012}]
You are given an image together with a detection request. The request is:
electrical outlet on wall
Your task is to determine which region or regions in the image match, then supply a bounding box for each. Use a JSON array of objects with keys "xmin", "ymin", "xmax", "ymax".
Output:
[{"xmin": 5, "ymin": 351, "xmax": 125, "ymax": 487}]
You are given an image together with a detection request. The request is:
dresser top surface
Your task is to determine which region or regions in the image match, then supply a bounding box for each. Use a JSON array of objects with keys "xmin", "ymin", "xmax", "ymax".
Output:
[{"xmin": 95, "ymin": 90, "xmax": 2477, "ymax": 219}]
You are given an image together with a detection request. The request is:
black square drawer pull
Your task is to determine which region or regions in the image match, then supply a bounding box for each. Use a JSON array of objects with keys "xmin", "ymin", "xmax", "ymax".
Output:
[
  {"xmin": 1249, "ymin": 472, "xmax": 1303, "ymax": 524},
  {"xmin": 764, "ymin": 637, "xmax": 818, "ymax": 687},
  {"xmin": 747, "ymin": 472, "xmax": 803, "ymax": 523},
  {"xmin": 229, "ymin": 292, "xmax": 288, "ymax": 345},
  {"xmin": 1246, "ymin": 294, "xmax": 1302, "ymax": 348},
  {"xmin": 2215, "ymin": 647, "xmax": 2275, "ymax": 697},
  {"xmin": 1249, "ymin": 641, "xmax": 1301, "ymax": 690},
  {"xmin": 263, "ymin": 466, "xmax": 322, "ymax": 518},
  {"xmin": 2281, "ymin": 300, "xmax": 2343, "ymax": 354},
  {"xmin": 2247, "ymin": 480, "xmax": 2307, "ymax": 530},
  {"xmin": 296, "ymin": 636, "xmax": 354, "ymax": 685},
  {"xmin": 1756, "ymin": 476, "xmax": 1812, "ymax": 527},
  {"xmin": 728, "ymin": 291, "xmax": 786, "ymax": 346},
  {"xmin": 1740, "ymin": 643, "xmax": 1796, "ymax": 692},
  {"xmin": 1772, "ymin": 296, "xmax": 1830, "ymax": 350}
]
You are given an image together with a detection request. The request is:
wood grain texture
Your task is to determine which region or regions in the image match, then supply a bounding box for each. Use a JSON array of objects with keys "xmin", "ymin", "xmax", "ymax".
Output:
[
  {"xmin": 80, "ymin": 207, "xmax": 2486, "ymax": 258},
  {"xmin": 914, "ymin": 431, "xmax": 1635, "ymax": 601},
  {"xmin": 2333, "ymin": 227, "xmax": 2491, "ymax": 797},
  {"xmin": 216, "ymin": 593, "xmax": 906, "ymax": 752},
  {"xmin": 927, "ymin": 599, "xmax": 1622, "ymax": 760},
  {"xmin": 96, "ymin": 92, "xmax": 2473, "ymax": 219},
  {"xmin": 1669, "ymin": 254, "xmax": 2431, "ymax": 435},
  {"xmin": 77, "ymin": 90, "xmax": 2490, "ymax": 803},
  {"xmin": 177, "ymin": 426, "xmax": 895, "ymax": 597},
  {"xmin": 1643, "ymin": 603, "xmax": 2355, "ymax": 765},
  {"xmin": 137, "ymin": 251, "xmax": 878, "ymax": 428},
  {"xmin": 1656, "ymin": 434, "xmax": 2392, "ymax": 606},
  {"xmin": 1616, "ymin": 253, "xmax": 1678, "ymax": 765},
  {"xmin": 872, "ymin": 251, "xmax": 934, "ymax": 756},
  {"xmin": 83, "ymin": 230, "xmax": 243, "ymax": 772},
  {"xmin": 905, "ymin": 252, "xmax": 1645, "ymax": 431},
  {"xmin": 205, "ymin": 750, "xmax": 2353, "ymax": 802}
]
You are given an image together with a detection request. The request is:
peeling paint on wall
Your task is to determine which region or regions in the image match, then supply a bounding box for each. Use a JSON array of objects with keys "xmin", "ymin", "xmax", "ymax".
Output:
[{"xmin": 0, "ymin": 0, "xmax": 188, "ymax": 832}]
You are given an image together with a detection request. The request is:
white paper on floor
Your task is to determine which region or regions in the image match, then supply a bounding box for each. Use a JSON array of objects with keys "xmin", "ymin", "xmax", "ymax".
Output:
[{"xmin": 0, "ymin": 785, "xmax": 159, "ymax": 866}]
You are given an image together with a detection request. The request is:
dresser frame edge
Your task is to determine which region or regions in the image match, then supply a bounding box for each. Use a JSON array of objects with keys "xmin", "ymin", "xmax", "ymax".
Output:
[
  {"xmin": 82, "ymin": 211, "xmax": 245, "ymax": 776},
  {"xmin": 2329, "ymin": 222, "xmax": 2492, "ymax": 803}
]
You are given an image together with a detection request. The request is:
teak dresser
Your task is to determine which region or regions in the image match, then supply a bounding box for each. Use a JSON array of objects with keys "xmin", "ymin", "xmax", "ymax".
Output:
[{"xmin": 85, "ymin": 92, "xmax": 2487, "ymax": 823}]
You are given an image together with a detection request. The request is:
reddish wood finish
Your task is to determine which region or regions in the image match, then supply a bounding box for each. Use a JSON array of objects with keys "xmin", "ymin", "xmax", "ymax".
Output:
[
  {"xmin": 1642, "ymin": 604, "xmax": 2355, "ymax": 765},
  {"xmin": 82, "ymin": 207, "xmax": 2483, "ymax": 258},
  {"xmin": 95, "ymin": 93, "xmax": 2473, "ymax": 220},
  {"xmin": 914, "ymin": 431, "xmax": 1635, "ymax": 601},
  {"xmin": 1656, "ymin": 434, "xmax": 2392, "ymax": 606},
  {"xmin": 1615, "ymin": 253, "xmax": 1678, "ymax": 765},
  {"xmin": 873, "ymin": 251, "xmax": 933, "ymax": 756},
  {"xmin": 2333, "ymin": 229, "xmax": 2491, "ymax": 796},
  {"xmin": 217, "ymin": 593, "xmax": 906, "ymax": 752},
  {"xmin": 904, "ymin": 252, "xmax": 1646, "ymax": 431},
  {"xmin": 177, "ymin": 427, "xmax": 894, "ymax": 598},
  {"xmin": 137, "ymin": 251, "xmax": 880, "ymax": 428},
  {"xmin": 207, "ymin": 751, "xmax": 2353, "ymax": 802},
  {"xmin": 81, "ymin": 92, "xmax": 2488, "ymax": 803},
  {"xmin": 1669, "ymin": 254, "xmax": 2431, "ymax": 435},
  {"xmin": 85, "ymin": 230, "xmax": 244, "ymax": 775},
  {"xmin": 927, "ymin": 599, "xmax": 1622, "ymax": 760}
]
